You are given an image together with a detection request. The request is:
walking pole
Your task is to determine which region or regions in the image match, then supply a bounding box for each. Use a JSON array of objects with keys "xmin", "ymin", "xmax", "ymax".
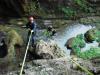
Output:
[{"xmin": 19, "ymin": 31, "xmax": 33, "ymax": 75}]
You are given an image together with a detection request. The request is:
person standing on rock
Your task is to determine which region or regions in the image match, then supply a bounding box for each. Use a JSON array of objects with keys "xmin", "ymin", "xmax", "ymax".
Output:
[{"xmin": 26, "ymin": 16, "xmax": 37, "ymax": 47}]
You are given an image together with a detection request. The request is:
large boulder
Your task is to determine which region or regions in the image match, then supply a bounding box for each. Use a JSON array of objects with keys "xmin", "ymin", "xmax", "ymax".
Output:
[
  {"xmin": 7, "ymin": 57, "xmax": 100, "ymax": 75},
  {"xmin": 30, "ymin": 40, "xmax": 66, "ymax": 59},
  {"xmin": 0, "ymin": 26, "xmax": 23, "ymax": 64},
  {"xmin": 84, "ymin": 28, "xmax": 98, "ymax": 43},
  {"xmin": 65, "ymin": 37, "xmax": 75, "ymax": 49},
  {"xmin": 65, "ymin": 34, "xmax": 86, "ymax": 55}
]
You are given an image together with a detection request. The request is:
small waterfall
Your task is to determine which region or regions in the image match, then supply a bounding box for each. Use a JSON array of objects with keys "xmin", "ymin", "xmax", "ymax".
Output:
[
  {"xmin": 81, "ymin": 41, "xmax": 99, "ymax": 52},
  {"xmin": 53, "ymin": 23, "xmax": 96, "ymax": 55}
]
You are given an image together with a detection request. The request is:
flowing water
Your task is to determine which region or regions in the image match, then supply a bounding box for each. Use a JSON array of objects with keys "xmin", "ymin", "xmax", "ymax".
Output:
[{"xmin": 53, "ymin": 23, "xmax": 99, "ymax": 55}]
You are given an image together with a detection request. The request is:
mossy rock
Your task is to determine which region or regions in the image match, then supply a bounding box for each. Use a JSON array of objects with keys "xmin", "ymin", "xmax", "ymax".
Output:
[
  {"xmin": 65, "ymin": 28, "xmax": 100, "ymax": 59},
  {"xmin": 84, "ymin": 28, "xmax": 98, "ymax": 42},
  {"xmin": 0, "ymin": 26, "xmax": 23, "ymax": 64},
  {"xmin": 66, "ymin": 34, "xmax": 85, "ymax": 49},
  {"xmin": 71, "ymin": 34, "xmax": 86, "ymax": 49},
  {"xmin": 65, "ymin": 37, "xmax": 75, "ymax": 49},
  {"xmin": 65, "ymin": 34, "xmax": 86, "ymax": 55}
]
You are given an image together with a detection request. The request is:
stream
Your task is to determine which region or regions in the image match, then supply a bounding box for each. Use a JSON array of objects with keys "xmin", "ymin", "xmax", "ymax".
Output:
[{"xmin": 52, "ymin": 23, "xmax": 99, "ymax": 55}]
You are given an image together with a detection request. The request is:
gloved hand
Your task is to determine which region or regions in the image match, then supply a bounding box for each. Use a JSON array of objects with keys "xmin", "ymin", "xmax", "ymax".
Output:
[{"xmin": 31, "ymin": 30, "xmax": 34, "ymax": 33}]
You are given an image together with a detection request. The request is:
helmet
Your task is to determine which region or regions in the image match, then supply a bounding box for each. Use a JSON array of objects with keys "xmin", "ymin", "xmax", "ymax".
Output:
[{"xmin": 28, "ymin": 16, "xmax": 34, "ymax": 21}]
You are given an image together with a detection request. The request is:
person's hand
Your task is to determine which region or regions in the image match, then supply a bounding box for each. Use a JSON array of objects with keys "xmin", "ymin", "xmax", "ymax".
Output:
[{"xmin": 31, "ymin": 30, "xmax": 34, "ymax": 33}]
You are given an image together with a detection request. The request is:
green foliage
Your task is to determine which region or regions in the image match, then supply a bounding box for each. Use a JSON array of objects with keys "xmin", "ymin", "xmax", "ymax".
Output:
[
  {"xmin": 74, "ymin": 0, "xmax": 87, "ymax": 8},
  {"xmin": 72, "ymin": 34, "xmax": 86, "ymax": 48},
  {"xmin": 68, "ymin": 29, "xmax": 100, "ymax": 59},
  {"xmin": 60, "ymin": 0, "xmax": 94, "ymax": 18},
  {"xmin": 79, "ymin": 47, "xmax": 100, "ymax": 59},
  {"xmin": 61, "ymin": 7, "xmax": 77, "ymax": 18},
  {"xmin": 24, "ymin": 1, "xmax": 46, "ymax": 16},
  {"xmin": 74, "ymin": 0, "xmax": 93, "ymax": 13},
  {"xmin": 96, "ymin": 30, "xmax": 100, "ymax": 42},
  {"xmin": 43, "ymin": 29, "xmax": 52, "ymax": 38}
]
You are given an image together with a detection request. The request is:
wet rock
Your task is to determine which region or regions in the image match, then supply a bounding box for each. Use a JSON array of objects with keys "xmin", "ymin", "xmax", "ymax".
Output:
[
  {"xmin": 65, "ymin": 34, "xmax": 86, "ymax": 55},
  {"xmin": 31, "ymin": 40, "xmax": 66, "ymax": 59},
  {"xmin": 84, "ymin": 28, "xmax": 98, "ymax": 43},
  {"xmin": 98, "ymin": 43, "xmax": 100, "ymax": 47},
  {"xmin": 65, "ymin": 37, "xmax": 75, "ymax": 49}
]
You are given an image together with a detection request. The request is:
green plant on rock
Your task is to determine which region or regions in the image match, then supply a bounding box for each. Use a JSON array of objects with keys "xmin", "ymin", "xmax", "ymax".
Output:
[
  {"xmin": 74, "ymin": 0, "xmax": 93, "ymax": 13},
  {"xmin": 23, "ymin": 1, "xmax": 46, "ymax": 16},
  {"xmin": 96, "ymin": 30, "xmax": 100, "ymax": 42},
  {"xmin": 79, "ymin": 47, "xmax": 100, "ymax": 59},
  {"xmin": 72, "ymin": 34, "xmax": 86, "ymax": 48},
  {"xmin": 68, "ymin": 29, "xmax": 100, "ymax": 59},
  {"xmin": 43, "ymin": 29, "xmax": 52, "ymax": 38}
]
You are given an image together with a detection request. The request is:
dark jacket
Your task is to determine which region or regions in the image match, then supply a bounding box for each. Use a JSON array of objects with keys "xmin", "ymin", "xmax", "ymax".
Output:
[{"xmin": 26, "ymin": 22, "xmax": 36, "ymax": 30}]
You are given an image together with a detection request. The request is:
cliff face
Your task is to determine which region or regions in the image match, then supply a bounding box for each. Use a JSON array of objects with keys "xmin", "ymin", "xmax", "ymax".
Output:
[
  {"xmin": 0, "ymin": 0, "xmax": 25, "ymax": 17},
  {"xmin": 0, "ymin": 0, "xmax": 100, "ymax": 17}
]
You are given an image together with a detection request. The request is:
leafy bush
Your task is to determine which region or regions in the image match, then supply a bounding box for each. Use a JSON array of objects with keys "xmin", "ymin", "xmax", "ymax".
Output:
[
  {"xmin": 74, "ymin": 0, "xmax": 93, "ymax": 13},
  {"xmin": 80, "ymin": 47, "xmax": 100, "ymax": 59},
  {"xmin": 61, "ymin": 7, "xmax": 77, "ymax": 18},
  {"xmin": 72, "ymin": 34, "xmax": 86, "ymax": 48}
]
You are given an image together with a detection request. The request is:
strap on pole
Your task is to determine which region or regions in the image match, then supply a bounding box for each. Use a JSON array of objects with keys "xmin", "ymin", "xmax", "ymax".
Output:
[{"xmin": 19, "ymin": 31, "xmax": 32, "ymax": 75}]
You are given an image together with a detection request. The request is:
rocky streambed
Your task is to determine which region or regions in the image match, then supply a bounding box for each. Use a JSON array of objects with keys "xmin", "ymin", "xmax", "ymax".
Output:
[{"xmin": 0, "ymin": 17, "xmax": 100, "ymax": 75}]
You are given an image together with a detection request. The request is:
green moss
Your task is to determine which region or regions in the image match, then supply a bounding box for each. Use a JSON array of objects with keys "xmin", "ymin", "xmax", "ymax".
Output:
[
  {"xmin": 23, "ymin": 1, "xmax": 46, "ymax": 17},
  {"xmin": 61, "ymin": 7, "xmax": 77, "ymax": 18},
  {"xmin": 68, "ymin": 29, "xmax": 100, "ymax": 59},
  {"xmin": 84, "ymin": 28, "xmax": 100, "ymax": 42},
  {"xmin": 0, "ymin": 26, "xmax": 23, "ymax": 63},
  {"xmin": 79, "ymin": 48, "xmax": 100, "ymax": 59},
  {"xmin": 74, "ymin": 0, "xmax": 93, "ymax": 13},
  {"xmin": 43, "ymin": 29, "xmax": 52, "ymax": 38},
  {"xmin": 96, "ymin": 30, "xmax": 100, "ymax": 42},
  {"xmin": 72, "ymin": 34, "xmax": 86, "ymax": 48}
]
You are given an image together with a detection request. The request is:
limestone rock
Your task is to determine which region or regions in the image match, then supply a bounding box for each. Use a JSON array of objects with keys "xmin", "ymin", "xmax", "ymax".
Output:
[
  {"xmin": 0, "ymin": 26, "xmax": 23, "ymax": 64},
  {"xmin": 33, "ymin": 40, "xmax": 66, "ymax": 59},
  {"xmin": 7, "ymin": 57, "xmax": 99, "ymax": 75}
]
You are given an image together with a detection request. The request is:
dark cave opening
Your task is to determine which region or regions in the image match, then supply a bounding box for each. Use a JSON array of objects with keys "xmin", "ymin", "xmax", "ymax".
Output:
[{"xmin": 0, "ymin": 39, "xmax": 8, "ymax": 58}]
